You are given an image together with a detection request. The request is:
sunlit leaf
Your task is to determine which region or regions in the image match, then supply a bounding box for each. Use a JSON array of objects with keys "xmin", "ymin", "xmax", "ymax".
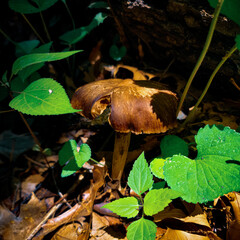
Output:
[
  {"xmin": 144, "ymin": 189, "xmax": 180, "ymax": 216},
  {"xmin": 164, "ymin": 125, "xmax": 240, "ymax": 203},
  {"xmin": 9, "ymin": 78, "xmax": 80, "ymax": 115},
  {"xmin": 128, "ymin": 152, "xmax": 153, "ymax": 196},
  {"xmin": 102, "ymin": 197, "xmax": 139, "ymax": 218},
  {"xmin": 127, "ymin": 218, "xmax": 157, "ymax": 240},
  {"xmin": 150, "ymin": 158, "xmax": 165, "ymax": 179}
]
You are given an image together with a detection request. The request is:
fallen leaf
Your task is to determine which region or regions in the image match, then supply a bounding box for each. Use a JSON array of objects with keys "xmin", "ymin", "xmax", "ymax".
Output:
[{"xmin": 1, "ymin": 193, "xmax": 47, "ymax": 240}]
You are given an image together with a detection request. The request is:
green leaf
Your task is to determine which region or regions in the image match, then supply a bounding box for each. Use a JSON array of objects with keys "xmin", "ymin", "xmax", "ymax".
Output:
[
  {"xmin": 15, "ymin": 40, "xmax": 40, "ymax": 57},
  {"xmin": 60, "ymin": 13, "xmax": 107, "ymax": 45},
  {"xmin": 164, "ymin": 125, "xmax": 240, "ymax": 203},
  {"xmin": 236, "ymin": 34, "xmax": 240, "ymax": 51},
  {"xmin": 31, "ymin": 42, "xmax": 53, "ymax": 53},
  {"xmin": 12, "ymin": 51, "xmax": 81, "ymax": 75},
  {"xmin": 128, "ymin": 152, "xmax": 153, "ymax": 196},
  {"xmin": 160, "ymin": 135, "xmax": 189, "ymax": 158},
  {"xmin": 88, "ymin": 1, "xmax": 109, "ymax": 9},
  {"xmin": 109, "ymin": 45, "xmax": 127, "ymax": 61},
  {"xmin": 150, "ymin": 158, "xmax": 165, "ymax": 179},
  {"xmin": 127, "ymin": 218, "xmax": 157, "ymax": 240},
  {"xmin": 59, "ymin": 140, "xmax": 91, "ymax": 177},
  {"xmin": 9, "ymin": 0, "xmax": 59, "ymax": 14},
  {"xmin": 102, "ymin": 197, "xmax": 139, "ymax": 218},
  {"xmin": 9, "ymin": 78, "xmax": 80, "ymax": 115},
  {"xmin": 150, "ymin": 181, "xmax": 166, "ymax": 190},
  {"xmin": 208, "ymin": 0, "xmax": 240, "ymax": 26},
  {"xmin": 144, "ymin": 189, "xmax": 180, "ymax": 216}
]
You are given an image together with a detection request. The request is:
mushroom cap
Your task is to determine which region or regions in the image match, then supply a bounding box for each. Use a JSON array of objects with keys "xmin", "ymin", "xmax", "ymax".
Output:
[{"xmin": 71, "ymin": 79, "xmax": 178, "ymax": 134}]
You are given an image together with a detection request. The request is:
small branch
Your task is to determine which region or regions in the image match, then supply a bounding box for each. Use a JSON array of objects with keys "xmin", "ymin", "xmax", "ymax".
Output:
[
  {"xmin": 39, "ymin": 12, "xmax": 51, "ymax": 43},
  {"xmin": 26, "ymin": 202, "xmax": 63, "ymax": 240},
  {"xmin": 21, "ymin": 14, "xmax": 45, "ymax": 44},
  {"xmin": 230, "ymin": 77, "xmax": 240, "ymax": 91}
]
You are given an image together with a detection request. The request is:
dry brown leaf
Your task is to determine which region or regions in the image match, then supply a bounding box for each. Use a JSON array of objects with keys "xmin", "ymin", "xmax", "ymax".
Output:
[
  {"xmin": 226, "ymin": 192, "xmax": 240, "ymax": 240},
  {"xmin": 1, "ymin": 193, "xmax": 47, "ymax": 240},
  {"xmin": 160, "ymin": 228, "xmax": 211, "ymax": 240},
  {"xmin": 21, "ymin": 174, "xmax": 44, "ymax": 197},
  {"xmin": 36, "ymin": 165, "xmax": 107, "ymax": 238}
]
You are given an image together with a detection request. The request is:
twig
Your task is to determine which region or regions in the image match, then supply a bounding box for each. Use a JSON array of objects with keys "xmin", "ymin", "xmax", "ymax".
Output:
[
  {"xmin": 26, "ymin": 202, "xmax": 63, "ymax": 240},
  {"xmin": 21, "ymin": 14, "xmax": 45, "ymax": 44},
  {"xmin": 24, "ymin": 155, "xmax": 46, "ymax": 168},
  {"xmin": 230, "ymin": 77, "xmax": 240, "ymax": 91}
]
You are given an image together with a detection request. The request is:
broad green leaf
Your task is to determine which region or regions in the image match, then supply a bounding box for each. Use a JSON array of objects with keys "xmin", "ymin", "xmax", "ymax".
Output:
[
  {"xmin": 128, "ymin": 152, "xmax": 153, "ymax": 196},
  {"xmin": 236, "ymin": 35, "xmax": 240, "ymax": 50},
  {"xmin": 9, "ymin": 78, "xmax": 80, "ymax": 115},
  {"xmin": 160, "ymin": 135, "xmax": 189, "ymax": 158},
  {"xmin": 150, "ymin": 158, "xmax": 165, "ymax": 179},
  {"xmin": 109, "ymin": 45, "xmax": 127, "ymax": 61},
  {"xmin": 60, "ymin": 13, "xmax": 107, "ymax": 45},
  {"xmin": 11, "ymin": 73, "xmax": 39, "ymax": 96},
  {"xmin": 15, "ymin": 40, "xmax": 40, "ymax": 57},
  {"xmin": 59, "ymin": 140, "xmax": 91, "ymax": 177},
  {"xmin": 12, "ymin": 50, "xmax": 81, "ymax": 75},
  {"xmin": 88, "ymin": 1, "xmax": 109, "ymax": 9},
  {"xmin": 196, "ymin": 125, "xmax": 240, "ymax": 159},
  {"xmin": 127, "ymin": 218, "xmax": 157, "ymax": 240},
  {"xmin": 9, "ymin": 0, "xmax": 59, "ymax": 14},
  {"xmin": 32, "ymin": 42, "xmax": 53, "ymax": 53},
  {"xmin": 17, "ymin": 42, "xmax": 53, "ymax": 82},
  {"xmin": 164, "ymin": 125, "xmax": 240, "ymax": 203},
  {"xmin": 144, "ymin": 189, "xmax": 180, "ymax": 216},
  {"xmin": 102, "ymin": 197, "xmax": 139, "ymax": 218},
  {"xmin": 208, "ymin": 0, "xmax": 240, "ymax": 26}
]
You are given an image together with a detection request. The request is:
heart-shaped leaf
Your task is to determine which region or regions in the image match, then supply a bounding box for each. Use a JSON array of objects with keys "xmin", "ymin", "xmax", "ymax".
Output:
[
  {"xmin": 59, "ymin": 140, "xmax": 91, "ymax": 177},
  {"xmin": 164, "ymin": 125, "xmax": 240, "ymax": 203}
]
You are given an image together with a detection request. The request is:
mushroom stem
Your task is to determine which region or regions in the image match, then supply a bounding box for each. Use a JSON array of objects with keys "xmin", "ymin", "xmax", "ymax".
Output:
[{"xmin": 112, "ymin": 132, "xmax": 131, "ymax": 181}]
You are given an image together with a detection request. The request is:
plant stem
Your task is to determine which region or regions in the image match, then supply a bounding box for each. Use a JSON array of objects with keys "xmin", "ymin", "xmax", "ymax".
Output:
[
  {"xmin": 90, "ymin": 157, "xmax": 105, "ymax": 166},
  {"xmin": 21, "ymin": 14, "xmax": 45, "ymax": 44},
  {"xmin": 0, "ymin": 28, "xmax": 17, "ymax": 45},
  {"xmin": 176, "ymin": 0, "xmax": 225, "ymax": 115},
  {"xmin": 183, "ymin": 44, "xmax": 237, "ymax": 125},
  {"xmin": 62, "ymin": 0, "xmax": 75, "ymax": 30},
  {"xmin": 112, "ymin": 132, "xmax": 131, "ymax": 181},
  {"xmin": 39, "ymin": 12, "xmax": 52, "ymax": 43}
]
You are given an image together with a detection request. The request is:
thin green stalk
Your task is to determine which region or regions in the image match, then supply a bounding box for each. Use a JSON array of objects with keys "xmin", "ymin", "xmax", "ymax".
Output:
[
  {"xmin": 177, "ymin": 0, "xmax": 225, "ymax": 115},
  {"xmin": 183, "ymin": 44, "xmax": 237, "ymax": 125},
  {"xmin": 62, "ymin": 0, "xmax": 75, "ymax": 30},
  {"xmin": 90, "ymin": 158, "xmax": 105, "ymax": 166},
  {"xmin": 39, "ymin": 11, "xmax": 51, "ymax": 43},
  {"xmin": 21, "ymin": 14, "xmax": 45, "ymax": 44},
  {"xmin": 0, "ymin": 28, "xmax": 17, "ymax": 45}
]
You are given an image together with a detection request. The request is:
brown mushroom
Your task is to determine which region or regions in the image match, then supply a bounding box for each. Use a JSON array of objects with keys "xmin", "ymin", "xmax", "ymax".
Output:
[{"xmin": 71, "ymin": 78, "xmax": 178, "ymax": 181}]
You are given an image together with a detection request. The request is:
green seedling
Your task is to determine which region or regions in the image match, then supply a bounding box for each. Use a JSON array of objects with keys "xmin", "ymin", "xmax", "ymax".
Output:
[{"xmin": 102, "ymin": 152, "xmax": 180, "ymax": 240}]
